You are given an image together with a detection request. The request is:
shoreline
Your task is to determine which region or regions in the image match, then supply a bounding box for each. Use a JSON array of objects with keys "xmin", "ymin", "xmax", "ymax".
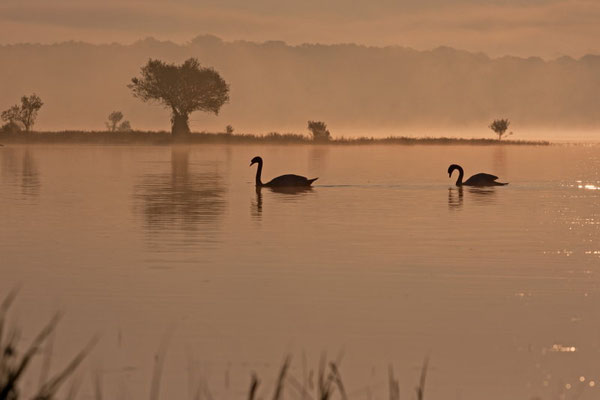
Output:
[{"xmin": 0, "ymin": 131, "xmax": 551, "ymax": 146}]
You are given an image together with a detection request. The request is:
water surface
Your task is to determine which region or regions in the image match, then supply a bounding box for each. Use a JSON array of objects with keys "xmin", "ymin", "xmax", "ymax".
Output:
[{"xmin": 2, "ymin": 144, "xmax": 600, "ymax": 399}]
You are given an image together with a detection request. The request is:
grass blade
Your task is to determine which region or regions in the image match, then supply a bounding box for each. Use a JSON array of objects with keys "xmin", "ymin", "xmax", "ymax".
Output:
[
  {"xmin": 416, "ymin": 357, "xmax": 429, "ymax": 400},
  {"xmin": 273, "ymin": 356, "xmax": 291, "ymax": 400}
]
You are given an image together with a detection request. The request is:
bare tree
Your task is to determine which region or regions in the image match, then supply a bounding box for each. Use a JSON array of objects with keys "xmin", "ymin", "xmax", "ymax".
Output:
[
  {"xmin": 1, "ymin": 94, "xmax": 43, "ymax": 132},
  {"xmin": 128, "ymin": 58, "xmax": 229, "ymax": 138},
  {"xmin": 489, "ymin": 118, "xmax": 512, "ymax": 140},
  {"xmin": 307, "ymin": 120, "xmax": 331, "ymax": 142}
]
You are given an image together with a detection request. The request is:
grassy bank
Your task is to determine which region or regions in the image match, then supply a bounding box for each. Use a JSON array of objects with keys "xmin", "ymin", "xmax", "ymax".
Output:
[{"xmin": 0, "ymin": 131, "xmax": 550, "ymax": 145}]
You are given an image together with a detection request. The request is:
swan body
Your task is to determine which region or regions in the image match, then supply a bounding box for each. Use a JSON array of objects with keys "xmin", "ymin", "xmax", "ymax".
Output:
[
  {"xmin": 448, "ymin": 164, "xmax": 507, "ymax": 186},
  {"xmin": 250, "ymin": 156, "xmax": 318, "ymax": 187}
]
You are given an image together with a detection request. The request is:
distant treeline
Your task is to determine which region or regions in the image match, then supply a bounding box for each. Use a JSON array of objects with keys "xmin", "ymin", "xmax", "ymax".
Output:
[
  {"xmin": 1, "ymin": 35, "xmax": 599, "ymax": 132},
  {"xmin": 0, "ymin": 131, "xmax": 550, "ymax": 145}
]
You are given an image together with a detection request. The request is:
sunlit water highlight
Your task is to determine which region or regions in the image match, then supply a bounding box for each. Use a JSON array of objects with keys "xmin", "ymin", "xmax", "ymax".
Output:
[{"xmin": 2, "ymin": 143, "xmax": 600, "ymax": 399}]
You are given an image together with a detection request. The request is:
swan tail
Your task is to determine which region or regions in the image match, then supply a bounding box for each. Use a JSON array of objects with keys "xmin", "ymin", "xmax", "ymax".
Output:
[{"xmin": 307, "ymin": 178, "xmax": 318, "ymax": 185}]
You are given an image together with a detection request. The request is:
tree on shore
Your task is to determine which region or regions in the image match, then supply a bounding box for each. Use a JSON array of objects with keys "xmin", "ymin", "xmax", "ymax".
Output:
[
  {"xmin": 128, "ymin": 58, "xmax": 229, "ymax": 138},
  {"xmin": 106, "ymin": 111, "xmax": 132, "ymax": 132},
  {"xmin": 118, "ymin": 120, "xmax": 132, "ymax": 132},
  {"xmin": 307, "ymin": 120, "xmax": 331, "ymax": 142},
  {"xmin": 1, "ymin": 94, "xmax": 43, "ymax": 132},
  {"xmin": 489, "ymin": 118, "xmax": 512, "ymax": 140}
]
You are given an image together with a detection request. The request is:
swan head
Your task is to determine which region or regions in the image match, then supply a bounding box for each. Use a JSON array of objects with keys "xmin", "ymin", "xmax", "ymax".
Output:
[
  {"xmin": 448, "ymin": 164, "xmax": 460, "ymax": 177},
  {"xmin": 250, "ymin": 156, "xmax": 263, "ymax": 166}
]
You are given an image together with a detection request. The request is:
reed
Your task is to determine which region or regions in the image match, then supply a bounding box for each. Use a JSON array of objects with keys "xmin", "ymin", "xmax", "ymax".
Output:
[
  {"xmin": 1, "ymin": 290, "xmax": 433, "ymax": 400},
  {"xmin": 415, "ymin": 357, "xmax": 429, "ymax": 400},
  {"xmin": 0, "ymin": 290, "xmax": 96, "ymax": 400}
]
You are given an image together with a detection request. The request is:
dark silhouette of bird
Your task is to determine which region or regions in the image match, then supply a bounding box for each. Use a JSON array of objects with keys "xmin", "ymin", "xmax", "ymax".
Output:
[
  {"xmin": 250, "ymin": 156, "xmax": 318, "ymax": 187},
  {"xmin": 448, "ymin": 164, "xmax": 507, "ymax": 186}
]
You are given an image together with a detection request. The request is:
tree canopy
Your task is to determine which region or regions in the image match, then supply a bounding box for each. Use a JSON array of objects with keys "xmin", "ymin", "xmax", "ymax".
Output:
[
  {"xmin": 1, "ymin": 94, "xmax": 43, "ymax": 132},
  {"xmin": 307, "ymin": 120, "xmax": 331, "ymax": 141},
  {"xmin": 128, "ymin": 58, "xmax": 229, "ymax": 137},
  {"xmin": 105, "ymin": 111, "xmax": 132, "ymax": 132},
  {"xmin": 489, "ymin": 118, "xmax": 511, "ymax": 140}
]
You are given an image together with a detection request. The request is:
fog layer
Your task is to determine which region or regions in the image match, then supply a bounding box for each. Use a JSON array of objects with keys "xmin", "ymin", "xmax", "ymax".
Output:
[{"xmin": 1, "ymin": 36, "xmax": 599, "ymax": 137}]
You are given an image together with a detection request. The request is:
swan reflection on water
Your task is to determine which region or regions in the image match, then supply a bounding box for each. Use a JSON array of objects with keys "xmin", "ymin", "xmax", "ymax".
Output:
[
  {"xmin": 267, "ymin": 186, "xmax": 315, "ymax": 195},
  {"xmin": 448, "ymin": 186, "xmax": 463, "ymax": 209},
  {"xmin": 251, "ymin": 185, "xmax": 315, "ymax": 217},
  {"xmin": 468, "ymin": 187, "xmax": 498, "ymax": 204},
  {"xmin": 448, "ymin": 185, "xmax": 498, "ymax": 209},
  {"xmin": 251, "ymin": 186, "xmax": 263, "ymax": 218}
]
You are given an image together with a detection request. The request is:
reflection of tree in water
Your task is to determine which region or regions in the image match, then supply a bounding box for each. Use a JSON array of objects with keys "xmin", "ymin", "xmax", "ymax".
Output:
[
  {"xmin": 21, "ymin": 150, "xmax": 40, "ymax": 197},
  {"xmin": 309, "ymin": 145, "xmax": 329, "ymax": 174},
  {"xmin": 134, "ymin": 148, "xmax": 226, "ymax": 245},
  {"xmin": 492, "ymin": 145, "xmax": 507, "ymax": 175},
  {"xmin": 1, "ymin": 148, "xmax": 40, "ymax": 199}
]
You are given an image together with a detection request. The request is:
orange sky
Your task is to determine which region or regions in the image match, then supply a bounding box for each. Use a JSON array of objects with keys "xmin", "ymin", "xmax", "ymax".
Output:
[{"xmin": 1, "ymin": 0, "xmax": 599, "ymax": 58}]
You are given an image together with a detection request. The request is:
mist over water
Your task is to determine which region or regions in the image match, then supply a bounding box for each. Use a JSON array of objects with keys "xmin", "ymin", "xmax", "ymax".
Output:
[
  {"xmin": 2, "ymin": 143, "xmax": 600, "ymax": 399},
  {"xmin": 2, "ymin": 37, "xmax": 600, "ymax": 138}
]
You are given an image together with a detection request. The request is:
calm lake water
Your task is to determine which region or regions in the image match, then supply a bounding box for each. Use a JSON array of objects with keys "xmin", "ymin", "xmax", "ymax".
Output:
[{"xmin": 2, "ymin": 143, "xmax": 600, "ymax": 400}]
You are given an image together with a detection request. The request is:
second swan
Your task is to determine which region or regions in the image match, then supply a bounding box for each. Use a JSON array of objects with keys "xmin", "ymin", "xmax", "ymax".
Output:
[{"xmin": 448, "ymin": 164, "xmax": 507, "ymax": 186}]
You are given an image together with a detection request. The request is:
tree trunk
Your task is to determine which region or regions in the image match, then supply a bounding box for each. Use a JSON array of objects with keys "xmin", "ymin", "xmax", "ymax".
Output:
[{"xmin": 171, "ymin": 113, "xmax": 190, "ymax": 140}]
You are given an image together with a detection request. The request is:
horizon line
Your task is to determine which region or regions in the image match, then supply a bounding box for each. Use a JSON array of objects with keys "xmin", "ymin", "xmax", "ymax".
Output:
[{"xmin": 1, "ymin": 34, "xmax": 598, "ymax": 62}]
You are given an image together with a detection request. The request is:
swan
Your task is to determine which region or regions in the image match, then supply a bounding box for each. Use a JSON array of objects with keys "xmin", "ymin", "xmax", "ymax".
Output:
[
  {"xmin": 448, "ymin": 164, "xmax": 507, "ymax": 186},
  {"xmin": 250, "ymin": 156, "xmax": 318, "ymax": 187}
]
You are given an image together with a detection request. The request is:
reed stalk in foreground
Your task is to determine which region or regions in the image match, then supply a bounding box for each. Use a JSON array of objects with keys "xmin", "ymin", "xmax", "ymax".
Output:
[
  {"xmin": 388, "ymin": 365, "xmax": 399, "ymax": 400},
  {"xmin": 0, "ymin": 290, "xmax": 96, "ymax": 400},
  {"xmin": 1, "ymin": 289, "xmax": 432, "ymax": 400},
  {"xmin": 416, "ymin": 357, "xmax": 429, "ymax": 400}
]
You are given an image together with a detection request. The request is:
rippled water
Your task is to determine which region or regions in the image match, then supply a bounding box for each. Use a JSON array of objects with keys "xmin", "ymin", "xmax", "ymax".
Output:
[{"xmin": 2, "ymin": 143, "xmax": 600, "ymax": 399}]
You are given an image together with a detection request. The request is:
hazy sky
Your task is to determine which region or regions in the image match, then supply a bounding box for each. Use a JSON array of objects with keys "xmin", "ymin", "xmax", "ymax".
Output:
[{"xmin": 1, "ymin": 0, "xmax": 599, "ymax": 58}]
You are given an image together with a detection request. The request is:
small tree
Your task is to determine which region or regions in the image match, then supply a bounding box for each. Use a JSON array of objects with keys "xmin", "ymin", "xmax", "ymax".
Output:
[
  {"xmin": 106, "ymin": 111, "xmax": 123, "ymax": 131},
  {"xmin": 128, "ymin": 58, "xmax": 229, "ymax": 138},
  {"xmin": 118, "ymin": 120, "xmax": 132, "ymax": 132},
  {"xmin": 1, "ymin": 121, "xmax": 22, "ymax": 134},
  {"xmin": 489, "ymin": 119, "xmax": 512, "ymax": 140},
  {"xmin": 1, "ymin": 106, "xmax": 21, "ymax": 127},
  {"xmin": 1, "ymin": 94, "xmax": 43, "ymax": 132},
  {"xmin": 105, "ymin": 111, "xmax": 132, "ymax": 132},
  {"xmin": 225, "ymin": 125, "xmax": 234, "ymax": 135},
  {"xmin": 307, "ymin": 120, "xmax": 331, "ymax": 142}
]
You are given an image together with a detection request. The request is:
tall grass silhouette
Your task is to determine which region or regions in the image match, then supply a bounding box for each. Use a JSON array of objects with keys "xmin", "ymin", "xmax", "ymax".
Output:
[
  {"xmin": 0, "ymin": 289, "xmax": 97, "ymax": 400},
  {"xmin": 1, "ymin": 289, "xmax": 430, "ymax": 400}
]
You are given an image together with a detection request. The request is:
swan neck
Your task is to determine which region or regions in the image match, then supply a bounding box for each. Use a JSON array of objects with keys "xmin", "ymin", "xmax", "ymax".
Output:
[
  {"xmin": 456, "ymin": 166, "xmax": 464, "ymax": 186},
  {"xmin": 255, "ymin": 160, "xmax": 263, "ymax": 186}
]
